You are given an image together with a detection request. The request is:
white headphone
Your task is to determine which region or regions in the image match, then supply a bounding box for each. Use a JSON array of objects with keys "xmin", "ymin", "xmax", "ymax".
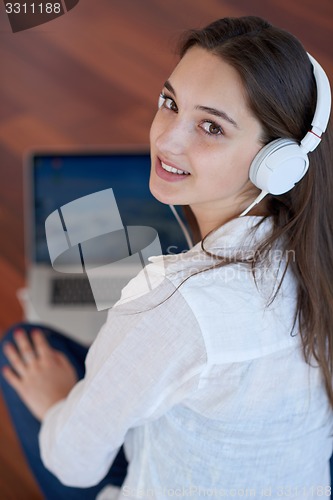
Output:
[{"xmin": 240, "ymin": 53, "xmax": 332, "ymax": 216}]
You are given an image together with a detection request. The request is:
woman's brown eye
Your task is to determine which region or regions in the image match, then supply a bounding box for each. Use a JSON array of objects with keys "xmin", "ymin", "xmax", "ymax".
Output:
[
  {"xmin": 166, "ymin": 99, "xmax": 177, "ymax": 112},
  {"xmin": 202, "ymin": 121, "xmax": 223, "ymax": 136},
  {"xmin": 161, "ymin": 95, "xmax": 178, "ymax": 112},
  {"xmin": 209, "ymin": 123, "xmax": 221, "ymax": 134}
]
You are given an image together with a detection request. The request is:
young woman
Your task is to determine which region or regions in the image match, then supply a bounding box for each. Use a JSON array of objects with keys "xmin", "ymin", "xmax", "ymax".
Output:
[{"xmin": 0, "ymin": 15, "xmax": 332, "ymax": 499}]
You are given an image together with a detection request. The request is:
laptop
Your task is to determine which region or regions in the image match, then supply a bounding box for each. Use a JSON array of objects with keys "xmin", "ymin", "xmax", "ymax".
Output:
[{"xmin": 22, "ymin": 149, "xmax": 190, "ymax": 345}]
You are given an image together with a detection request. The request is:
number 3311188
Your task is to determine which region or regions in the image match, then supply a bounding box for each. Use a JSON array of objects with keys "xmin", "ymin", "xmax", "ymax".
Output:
[{"xmin": 5, "ymin": 3, "xmax": 62, "ymax": 14}]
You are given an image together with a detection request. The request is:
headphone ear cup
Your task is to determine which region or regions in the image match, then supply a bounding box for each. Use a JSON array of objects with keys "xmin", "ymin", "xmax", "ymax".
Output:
[{"xmin": 249, "ymin": 138, "xmax": 310, "ymax": 195}]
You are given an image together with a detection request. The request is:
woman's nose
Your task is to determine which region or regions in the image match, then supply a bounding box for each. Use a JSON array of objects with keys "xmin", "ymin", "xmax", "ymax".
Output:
[{"xmin": 154, "ymin": 117, "xmax": 190, "ymax": 157}]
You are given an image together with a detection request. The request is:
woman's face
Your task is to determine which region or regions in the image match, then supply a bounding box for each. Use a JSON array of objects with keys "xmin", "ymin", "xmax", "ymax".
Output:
[{"xmin": 149, "ymin": 47, "xmax": 264, "ymax": 231}]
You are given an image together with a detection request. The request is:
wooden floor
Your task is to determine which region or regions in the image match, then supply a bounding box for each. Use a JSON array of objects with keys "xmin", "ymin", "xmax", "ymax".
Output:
[{"xmin": 0, "ymin": 0, "xmax": 332, "ymax": 497}]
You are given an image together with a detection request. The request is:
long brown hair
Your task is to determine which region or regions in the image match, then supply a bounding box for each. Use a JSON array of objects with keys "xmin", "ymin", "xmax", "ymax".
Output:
[{"xmin": 179, "ymin": 17, "xmax": 333, "ymax": 405}]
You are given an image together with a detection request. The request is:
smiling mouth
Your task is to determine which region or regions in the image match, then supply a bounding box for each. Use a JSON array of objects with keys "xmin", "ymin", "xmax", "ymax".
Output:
[{"xmin": 161, "ymin": 161, "xmax": 190, "ymax": 175}]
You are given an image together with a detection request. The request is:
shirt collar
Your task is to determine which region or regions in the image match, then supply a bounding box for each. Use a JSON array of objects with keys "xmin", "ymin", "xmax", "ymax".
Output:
[{"xmin": 200, "ymin": 216, "xmax": 273, "ymax": 257}]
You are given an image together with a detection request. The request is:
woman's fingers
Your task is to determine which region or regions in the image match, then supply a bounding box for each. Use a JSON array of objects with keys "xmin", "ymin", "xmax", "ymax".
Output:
[
  {"xmin": 2, "ymin": 339, "xmax": 27, "ymax": 376},
  {"xmin": 13, "ymin": 329, "xmax": 37, "ymax": 364},
  {"xmin": 1, "ymin": 328, "xmax": 77, "ymax": 420},
  {"xmin": 2, "ymin": 328, "xmax": 42, "ymax": 377},
  {"xmin": 31, "ymin": 328, "xmax": 51, "ymax": 358},
  {"xmin": 1, "ymin": 364, "xmax": 21, "ymax": 390}
]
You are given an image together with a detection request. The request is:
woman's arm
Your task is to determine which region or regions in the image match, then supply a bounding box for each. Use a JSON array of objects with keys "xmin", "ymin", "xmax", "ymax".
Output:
[{"xmin": 38, "ymin": 283, "xmax": 206, "ymax": 487}]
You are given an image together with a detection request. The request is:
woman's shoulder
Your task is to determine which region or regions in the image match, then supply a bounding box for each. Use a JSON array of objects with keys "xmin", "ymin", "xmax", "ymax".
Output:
[{"xmin": 112, "ymin": 216, "xmax": 277, "ymax": 309}]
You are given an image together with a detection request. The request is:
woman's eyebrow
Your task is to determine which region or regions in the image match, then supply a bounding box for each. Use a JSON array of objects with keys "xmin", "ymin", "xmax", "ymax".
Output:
[
  {"xmin": 163, "ymin": 80, "xmax": 176, "ymax": 95},
  {"xmin": 163, "ymin": 80, "xmax": 238, "ymax": 129},
  {"xmin": 195, "ymin": 105, "xmax": 239, "ymax": 129}
]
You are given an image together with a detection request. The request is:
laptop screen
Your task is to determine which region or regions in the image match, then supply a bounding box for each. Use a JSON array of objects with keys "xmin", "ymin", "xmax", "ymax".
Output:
[{"xmin": 30, "ymin": 152, "xmax": 190, "ymax": 264}]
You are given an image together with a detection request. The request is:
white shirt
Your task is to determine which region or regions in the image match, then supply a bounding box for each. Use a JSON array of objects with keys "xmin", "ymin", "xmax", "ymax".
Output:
[{"xmin": 40, "ymin": 216, "xmax": 333, "ymax": 498}]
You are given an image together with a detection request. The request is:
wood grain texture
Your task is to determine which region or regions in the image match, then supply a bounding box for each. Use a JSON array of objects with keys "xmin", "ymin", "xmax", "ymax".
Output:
[{"xmin": 0, "ymin": 0, "xmax": 332, "ymax": 496}]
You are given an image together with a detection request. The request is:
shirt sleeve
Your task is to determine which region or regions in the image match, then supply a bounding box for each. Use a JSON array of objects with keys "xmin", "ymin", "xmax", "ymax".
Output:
[{"xmin": 39, "ymin": 267, "xmax": 207, "ymax": 487}]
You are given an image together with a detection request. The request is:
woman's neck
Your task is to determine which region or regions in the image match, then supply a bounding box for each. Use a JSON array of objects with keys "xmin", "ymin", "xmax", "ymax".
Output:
[{"xmin": 190, "ymin": 197, "xmax": 269, "ymax": 240}]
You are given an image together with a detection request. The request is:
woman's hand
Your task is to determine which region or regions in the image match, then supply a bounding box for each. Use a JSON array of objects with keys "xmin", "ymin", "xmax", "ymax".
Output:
[{"xmin": 2, "ymin": 328, "xmax": 78, "ymax": 421}]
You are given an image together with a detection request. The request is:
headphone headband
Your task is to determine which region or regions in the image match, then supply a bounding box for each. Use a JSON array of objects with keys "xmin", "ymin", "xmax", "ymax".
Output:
[
  {"xmin": 244, "ymin": 51, "xmax": 332, "ymax": 208},
  {"xmin": 301, "ymin": 53, "xmax": 332, "ymax": 153}
]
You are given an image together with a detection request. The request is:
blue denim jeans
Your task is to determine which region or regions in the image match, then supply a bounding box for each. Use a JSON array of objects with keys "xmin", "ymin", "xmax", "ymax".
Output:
[{"xmin": 0, "ymin": 323, "xmax": 127, "ymax": 500}]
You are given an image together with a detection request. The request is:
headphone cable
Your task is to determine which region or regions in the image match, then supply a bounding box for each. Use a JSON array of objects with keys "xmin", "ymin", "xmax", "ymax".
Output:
[
  {"xmin": 239, "ymin": 190, "xmax": 268, "ymax": 217},
  {"xmin": 168, "ymin": 205, "xmax": 194, "ymax": 249}
]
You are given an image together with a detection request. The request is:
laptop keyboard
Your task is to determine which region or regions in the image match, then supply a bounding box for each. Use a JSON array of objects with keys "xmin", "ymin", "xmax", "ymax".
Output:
[{"xmin": 51, "ymin": 276, "xmax": 95, "ymax": 305}]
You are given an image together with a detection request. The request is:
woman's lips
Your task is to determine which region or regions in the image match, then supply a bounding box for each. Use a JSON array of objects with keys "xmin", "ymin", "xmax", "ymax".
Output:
[{"xmin": 155, "ymin": 158, "xmax": 190, "ymax": 182}]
